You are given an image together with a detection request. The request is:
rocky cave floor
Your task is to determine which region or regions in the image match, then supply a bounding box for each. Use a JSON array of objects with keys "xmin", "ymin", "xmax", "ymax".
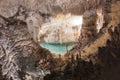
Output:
[{"xmin": 43, "ymin": 24, "xmax": 120, "ymax": 80}]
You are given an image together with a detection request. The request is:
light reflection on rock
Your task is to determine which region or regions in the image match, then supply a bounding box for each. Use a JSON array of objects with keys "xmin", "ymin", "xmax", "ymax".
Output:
[{"xmin": 39, "ymin": 13, "xmax": 83, "ymax": 43}]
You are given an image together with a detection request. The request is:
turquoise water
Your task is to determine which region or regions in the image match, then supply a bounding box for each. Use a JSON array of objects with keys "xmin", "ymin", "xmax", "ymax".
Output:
[{"xmin": 39, "ymin": 43, "xmax": 74, "ymax": 54}]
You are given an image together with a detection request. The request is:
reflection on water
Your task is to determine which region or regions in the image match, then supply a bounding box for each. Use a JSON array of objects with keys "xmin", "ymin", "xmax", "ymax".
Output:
[{"xmin": 39, "ymin": 43, "xmax": 75, "ymax": 54}]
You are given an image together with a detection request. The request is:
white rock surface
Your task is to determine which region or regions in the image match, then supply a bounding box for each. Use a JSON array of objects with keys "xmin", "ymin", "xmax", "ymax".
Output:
[{"xmin": 39, "ymin": 13, "xmax": 83, "ymax": 43}]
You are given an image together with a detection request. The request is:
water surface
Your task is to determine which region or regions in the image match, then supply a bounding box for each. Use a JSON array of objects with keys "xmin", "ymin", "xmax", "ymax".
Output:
[{"xmin": 39, "ymin": 43, "xmax": 75, "ymax": 54}]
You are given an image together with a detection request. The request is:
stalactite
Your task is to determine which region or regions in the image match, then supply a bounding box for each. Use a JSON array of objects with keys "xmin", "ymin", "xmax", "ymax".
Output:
[{"xmin": 96, "ymin": 6, "xmax": 104, "ymax": 33}]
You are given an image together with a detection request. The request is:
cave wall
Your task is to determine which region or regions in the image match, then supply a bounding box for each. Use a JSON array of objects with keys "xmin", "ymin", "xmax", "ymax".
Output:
[
  {"xmin": 0, "ymin": 23, "xmax": 40, "ymax": 79},
  {"xmin": 67, "ymin": 0, "xmax": 120, "ymax": 59}
]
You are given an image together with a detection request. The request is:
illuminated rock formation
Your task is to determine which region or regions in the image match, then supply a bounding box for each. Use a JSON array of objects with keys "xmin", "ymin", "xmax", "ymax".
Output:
[{"xmin": 39, "ymin": 13, "xmax": 83, "ymax": 43}]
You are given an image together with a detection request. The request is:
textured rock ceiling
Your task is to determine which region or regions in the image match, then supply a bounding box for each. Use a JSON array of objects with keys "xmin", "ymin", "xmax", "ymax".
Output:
[
  {"xmin": 0, "ymin": 0, "xmax": 104, "ymax": 42},
  {"xmin": 0, "ymin": 0, "xmax": 103, "ymax": 17}
]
